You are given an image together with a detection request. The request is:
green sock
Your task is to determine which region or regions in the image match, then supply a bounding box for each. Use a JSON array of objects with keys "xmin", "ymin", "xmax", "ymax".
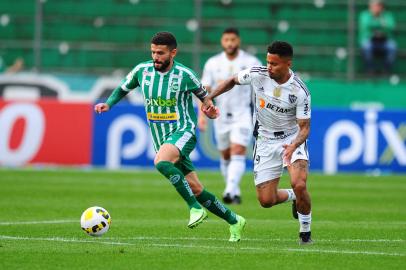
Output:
[
  {"xmin": 196, "ymin": 189, "xmax": 237, "ymax": 224},
  {"xmin": 155, "ymin": 161, "xmax": 201, "ymax": 209}
]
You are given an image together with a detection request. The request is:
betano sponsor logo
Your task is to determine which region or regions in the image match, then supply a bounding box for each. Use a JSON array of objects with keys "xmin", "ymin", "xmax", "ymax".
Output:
[
  {"xmin": 145, "ymin": 97, "xmax": 177, "ymax": 107},
  {"xmin": 258, "ymin": 98, "xmax": 293, "ymax": 113}
]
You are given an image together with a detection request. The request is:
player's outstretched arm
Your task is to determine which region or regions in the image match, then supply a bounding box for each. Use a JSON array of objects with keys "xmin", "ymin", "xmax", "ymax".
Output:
[
  {"xmin": 207, "ymin": 75, "xmax": 239, "ymax": 100},
  {"xmin": 201, "ymin": 75, "xmax": 239, "ymax": 118},
  {"xmin": 94, "ymin": 86, "xmax": 129, "ymax": 113}
]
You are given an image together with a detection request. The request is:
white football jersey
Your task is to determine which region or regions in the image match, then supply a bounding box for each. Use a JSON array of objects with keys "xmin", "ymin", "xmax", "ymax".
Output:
[
  {"xmin": 237, "ymin": 66, "xmax": 311, "ymax": 137},
  {"xmin": 201, "ymin": 50, "xmax": 261, "ymax": 121}
]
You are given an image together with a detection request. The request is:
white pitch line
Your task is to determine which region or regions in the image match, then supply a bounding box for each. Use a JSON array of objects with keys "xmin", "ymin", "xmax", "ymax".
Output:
[
  {"xmin": 0, "ymin": 219, "xmax": 403, "ymax": 244},
  {"xmin": 149, "ymin": 243, "xmax": 266, "ymax": 251},
  {"xmin": 0, "ymin": 235, "xmax": 404, "ymax": 257},
  {"xmin": 0, "ymin": 220, "xmax": 77, "ymax": 225},
  {"xmin": 150, "ymin": 243, "xmax": 406, "ymax": 256},
  {"xmin": 284, "ymin": 248, "xmax": 406, "ymax": 257},
  {"xmin": 103, "ymin": 236, "xmax": 405, "ymax": 243},
  {"xmin": 2, "ymin": 219, "xmax": 406, "ymax": 226},
  {"xmin": 0, "ymin": 235, "xmax": 135, "ymax": 246}
]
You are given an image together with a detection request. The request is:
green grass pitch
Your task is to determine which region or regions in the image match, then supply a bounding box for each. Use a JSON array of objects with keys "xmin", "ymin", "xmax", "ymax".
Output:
[{"xmin": 0, "ymin": 168, "xmax": 405, "ymax": 269}]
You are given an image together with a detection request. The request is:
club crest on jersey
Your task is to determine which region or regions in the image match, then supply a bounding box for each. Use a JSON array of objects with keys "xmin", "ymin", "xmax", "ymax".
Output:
[
  {"xmin": 170, "ymin": 82, "xmax": 179, "ymax": 92},
  {"xmin": 289, "ymin": 94, "xmax": 297, "ymax": 103},
  {"xmin": 273, "ymin": 87, "xmax": 281, "ymax": 97}
]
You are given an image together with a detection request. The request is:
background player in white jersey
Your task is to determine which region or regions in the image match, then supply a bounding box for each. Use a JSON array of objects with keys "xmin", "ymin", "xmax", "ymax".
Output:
[
  {"xmin": 198, "ymin": 28, "xmax": 261, "ymax": 204},
  {"xmin": 202, "ymin": 41, "xmax": 313, "ymax": 244}
]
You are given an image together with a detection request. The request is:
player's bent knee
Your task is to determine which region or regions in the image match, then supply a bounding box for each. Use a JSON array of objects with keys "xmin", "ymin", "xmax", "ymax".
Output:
[
  {"xmin": 230, "ymin": 145, "xmax": 246, "ymax": 156},
  {"xmin": 258, "ymin": 198, "xmax": 277, "ymax": 208},
  {"xmin": 259, "ymin": 201, "xmax": 275, "ymax": 208},
  {"xmin": 292, "ymin": 181, "xmax": 307, "ymax": 195},
  {"xmin": 154, "ymin": 156, "xmax": 173, "ymax": 166}
]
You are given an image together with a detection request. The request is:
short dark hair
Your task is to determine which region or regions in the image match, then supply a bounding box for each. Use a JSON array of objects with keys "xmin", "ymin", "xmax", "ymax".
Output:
[
  {"xmin": 267, "ymin": 41, "xmax": 293, "ymax": 58},
  {"xmin": 151, "ymin": 32, "xmax": 177, "ymax": 50},
  {"xmin": 222, "ymin": 27, "xmax": 240, "ymax": 37}
]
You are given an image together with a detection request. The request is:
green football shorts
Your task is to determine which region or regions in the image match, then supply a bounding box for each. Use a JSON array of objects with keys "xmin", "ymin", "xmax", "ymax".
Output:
[{"xmin": 164, "ymin": 130, "xmax": 196, "ymax": 175}]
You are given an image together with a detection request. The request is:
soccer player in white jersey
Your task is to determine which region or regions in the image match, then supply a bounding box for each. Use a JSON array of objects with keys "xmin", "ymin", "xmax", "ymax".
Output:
[
  {"xmin": 202, "ymin": 41, "xmax": 313, "ymax": 244},
  {"xmin": 198, "ymin": 28, "xmax": 261, "ymax": 204}
]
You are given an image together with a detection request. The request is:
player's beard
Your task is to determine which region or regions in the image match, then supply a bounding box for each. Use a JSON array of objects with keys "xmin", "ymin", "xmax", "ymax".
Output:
[
  {"xmin": 154, "ymin": 58, "xmax": 171, "ymax": 72},
  {"xmin": 224, "ymin": 46, "xmax": 239, "ymax": 57}
]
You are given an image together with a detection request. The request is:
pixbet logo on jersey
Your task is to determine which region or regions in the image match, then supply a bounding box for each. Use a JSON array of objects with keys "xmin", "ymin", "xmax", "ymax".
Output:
[{"xmin": 145, "ymin": 97, "xmax": 177, "ymax": 107}]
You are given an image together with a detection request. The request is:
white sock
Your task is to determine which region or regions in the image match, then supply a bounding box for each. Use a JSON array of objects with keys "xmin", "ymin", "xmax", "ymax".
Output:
[
  {"xmin": 282, "ymin": 189, "xmax": 296, "ymax": 202},
  {"xmin": 225, "ymin": 155, "xmax": 246, "ymax": 196},
  {"xmin": 298, "ymin": 212, "xmax": 312, "ymax": 232},
  {"xmin": 220, "ymin": 158, "xmax": 230, "ymax": 183}
]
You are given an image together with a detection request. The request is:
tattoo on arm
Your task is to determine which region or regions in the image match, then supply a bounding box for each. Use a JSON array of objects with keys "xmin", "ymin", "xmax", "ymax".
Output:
[{"xmin": 292, "ymin": 119, "xmax": 310, "ymax": 148}]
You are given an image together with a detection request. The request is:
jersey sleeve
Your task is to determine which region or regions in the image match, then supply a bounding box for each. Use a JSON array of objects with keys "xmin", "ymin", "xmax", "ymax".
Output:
[
  {"xmin": 237, "ymin": 67, "xmax": 258, "ymax": 85},
  {"xmin": 185, "ymin": 70, "xmax": 202, "ymax": 92},
  {"xmin": 237, "ymin": 68, "xmax": 251, "ymax": 85},
  {"xmin": 296, "ymin": 90, "xmax": 311, "ymax": 119},
  {"xmin": 119, "ymin": 66, "xmax": 141, "ymax": 91}
]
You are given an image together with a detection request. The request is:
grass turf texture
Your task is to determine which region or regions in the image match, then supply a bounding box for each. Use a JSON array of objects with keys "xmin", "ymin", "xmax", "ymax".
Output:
[{"xmin": 0, "ymin": 169, "xmax": 405, "ymax": 269}]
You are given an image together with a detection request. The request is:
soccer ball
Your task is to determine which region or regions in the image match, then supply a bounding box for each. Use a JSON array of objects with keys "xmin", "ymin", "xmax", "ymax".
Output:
[{"xmin": 80, "ymin": 206, "xmax": 111, "ymax": 236}]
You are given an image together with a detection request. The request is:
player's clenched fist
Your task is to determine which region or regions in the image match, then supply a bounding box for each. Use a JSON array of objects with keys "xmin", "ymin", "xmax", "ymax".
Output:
[{"xmin": 94, "ymin": 103, "xmax": 110, "ymax": 114}]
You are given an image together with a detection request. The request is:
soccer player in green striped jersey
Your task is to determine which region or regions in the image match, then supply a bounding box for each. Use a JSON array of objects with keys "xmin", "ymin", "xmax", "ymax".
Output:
[{"xmin": 95, "ymin": 32, "xmax": 246, "ymax": 242}]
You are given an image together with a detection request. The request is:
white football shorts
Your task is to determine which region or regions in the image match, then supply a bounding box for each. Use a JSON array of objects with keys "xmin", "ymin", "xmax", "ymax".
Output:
[
  {"xmin": 253, "ymin": 129, "xmax": 309, "ymax": 186},
  {"xmin": 213, "ymin": 113, "xmax": 253, "ymax": 151}
]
